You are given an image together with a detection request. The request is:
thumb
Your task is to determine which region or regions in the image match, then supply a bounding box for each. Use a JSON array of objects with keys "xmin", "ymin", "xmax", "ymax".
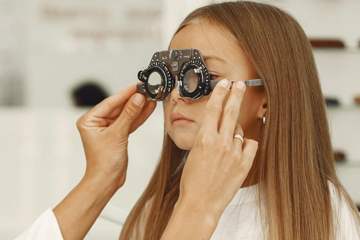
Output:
[{"xmin": 112, "ymin": 93, "xmax": 145, "ymax": 134}]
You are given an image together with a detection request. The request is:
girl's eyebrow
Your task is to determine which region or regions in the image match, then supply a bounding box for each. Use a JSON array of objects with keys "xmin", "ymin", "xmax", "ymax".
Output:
[{"xmin": 203, "ymin": 55, "xmax": 227, "ymax": 64}]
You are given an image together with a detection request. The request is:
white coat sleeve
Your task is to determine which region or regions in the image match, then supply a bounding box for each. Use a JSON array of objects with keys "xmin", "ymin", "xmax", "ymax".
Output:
[
  {"xmin": 14, "ymin": 208, "xmax": 91, "ymax": 240},
  {"xmin": 14, "ymin": 208, "xmax": 64, "ymax": 240}
]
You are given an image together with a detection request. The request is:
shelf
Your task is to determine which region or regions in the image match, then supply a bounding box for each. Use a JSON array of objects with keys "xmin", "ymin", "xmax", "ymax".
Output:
[
  {"xmin": 327, "ymin": 104, "xmax": 360, "ymax": 111},
  {"xmin": 335, "ymin": 162, "xmax": 360, "ymax": 168},
  {"xmin": 312, "ymin": 47, "xmax": 360, "ymax": 54}
]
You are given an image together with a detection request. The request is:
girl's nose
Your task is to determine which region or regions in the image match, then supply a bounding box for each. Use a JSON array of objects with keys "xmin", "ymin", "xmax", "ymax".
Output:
[{"xmin": 169, "ymin": 86, "xmax": 194, "ymax": 104}]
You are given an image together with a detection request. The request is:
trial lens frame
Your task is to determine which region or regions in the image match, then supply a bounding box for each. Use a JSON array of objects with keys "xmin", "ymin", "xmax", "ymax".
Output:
[
  {"xmin": 136, "ymin": 49, "xmax": 263, "ymax": 101},
  {"xmin": 136, "ymin": 79, "xmax": 263, "ymax": 95}
]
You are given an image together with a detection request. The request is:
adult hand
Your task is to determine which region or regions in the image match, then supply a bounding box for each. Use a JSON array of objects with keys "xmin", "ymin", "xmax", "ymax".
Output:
[
  {"xmin": 179, "ymin": 79, "xmax": 258, "ymax": 219},
  {"xmin": 76, "ymin": 82, "xmax": 156, "ymax": 189}
]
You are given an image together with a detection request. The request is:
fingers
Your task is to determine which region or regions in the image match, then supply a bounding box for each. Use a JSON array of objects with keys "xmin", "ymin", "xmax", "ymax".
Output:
[
  {"xmin": 219, "ymin": 80, "xmax": 246, "ymax": 138},
  {"xmin": 129, "ymin": 101, "xmax": 157, "ymax": 133},
  {"xmin": 233, "ymin": 123, "xmax": 245, "ymax": 151},
  {"xmin": 240, "ymin": 138, "xmax": 258, "ymax": 169},
  {"xmin": 106, "ymin": 98, "xmax": 153, "ymax": 121},
  {"xmin": 85, "ymin": 82, "xmax": 138, "ymax": 119},
  {"xmin": 201, "ymin": 79, "xmax": 230, "ymax": 133},
  {"xmin": 111, "ymin": 93, "xmax": 147, "ymax": 134}
]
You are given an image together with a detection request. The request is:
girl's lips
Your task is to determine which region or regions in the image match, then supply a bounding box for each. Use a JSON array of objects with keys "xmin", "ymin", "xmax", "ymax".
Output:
[
  {"xmin": 172, "ymin": 119, "xmax": 194, "ymax": 126},
  {"xmin": 170, "ymin": 112, "xmax": 194, "ymax": 124}
]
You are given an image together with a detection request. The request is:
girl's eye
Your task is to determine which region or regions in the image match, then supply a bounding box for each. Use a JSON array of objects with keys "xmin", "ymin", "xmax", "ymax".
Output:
[{"xmin": 209, "ymin": 74, "xmax": 218, "ymax": 80}]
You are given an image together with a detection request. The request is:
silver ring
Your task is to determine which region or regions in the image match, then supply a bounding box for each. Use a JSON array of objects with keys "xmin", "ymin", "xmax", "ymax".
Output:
[{"xmin": 234, "ymin": 133, "xmax": 244, "ymax": 143}]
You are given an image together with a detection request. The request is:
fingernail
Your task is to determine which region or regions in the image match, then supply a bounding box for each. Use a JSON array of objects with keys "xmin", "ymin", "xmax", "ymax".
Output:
[
  {"xmin": 219, "ymin": 79, "xmax": 229, "ymax": 88},
  {"xmin": 236, "ymin": 81, "xmax": 246, "ymax": 90},
  {"xmin": 133, "ymin": 94, "xmax": 144, "ymax": 106}
]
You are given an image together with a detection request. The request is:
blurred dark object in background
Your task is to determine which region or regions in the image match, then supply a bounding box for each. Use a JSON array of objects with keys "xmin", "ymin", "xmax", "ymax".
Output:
[
  {"xmin": 333, "ymin": 150, "xmax": 346, "ymax": 163},
  {"xmin": 309, "ymin": 38, "xmax": 345, "ymax": 48},
  {"xmin": 325, "ymin": 97, "xmax": 340, "ymax": 107},
  {"xmin": 354, "ymin": 96, "xmax": 360, "ymax": 105},
  {"xmin": 357, "ymin": 205, "xmax": 360, "ymax": 212},
  {"xmin": 72, "ymin": 81, "xmax": 109, "ymax": 107}
]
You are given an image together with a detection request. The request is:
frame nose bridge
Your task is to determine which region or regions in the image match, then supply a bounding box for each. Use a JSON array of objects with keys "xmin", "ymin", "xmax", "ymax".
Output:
[
  {"xmin": 174, "ymin": 74, "xmax": 180, "ymax": 87},
  {"xmin": 164, "ymin": 62, "xmax": 177, "ymax": 89}
]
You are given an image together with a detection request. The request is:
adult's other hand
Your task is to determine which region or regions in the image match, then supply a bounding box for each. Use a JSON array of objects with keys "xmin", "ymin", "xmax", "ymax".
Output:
[{"xmin": 179, "ymin": 79, "xmax": 258, "ymax": 219}]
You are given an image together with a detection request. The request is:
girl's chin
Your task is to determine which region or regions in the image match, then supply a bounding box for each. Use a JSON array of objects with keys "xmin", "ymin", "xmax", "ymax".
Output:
[
  {"xmin": 175, "ymin": 144, "xmax": 192, "ymax": 151},
  {"xmin": 171, "ymin": 137, "xmax": 194, "ymax": 151}
]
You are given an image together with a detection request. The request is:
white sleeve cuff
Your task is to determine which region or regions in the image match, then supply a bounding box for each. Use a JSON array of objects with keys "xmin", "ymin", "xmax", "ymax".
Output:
[{"xmin": 15, "ymin": 208, "xmax": 64, "ymax": 240}]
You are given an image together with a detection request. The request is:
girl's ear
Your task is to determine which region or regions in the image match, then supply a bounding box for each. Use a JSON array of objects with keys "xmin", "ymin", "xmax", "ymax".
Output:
[{"xmin": 256, "ymin": 96, "xmax": 267, "ymax": 120}]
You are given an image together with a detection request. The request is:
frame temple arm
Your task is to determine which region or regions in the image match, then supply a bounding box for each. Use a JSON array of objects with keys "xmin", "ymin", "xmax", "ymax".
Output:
[{"xmin": 210, "ymin": 79, "xmax": 263, "ymax": 90}]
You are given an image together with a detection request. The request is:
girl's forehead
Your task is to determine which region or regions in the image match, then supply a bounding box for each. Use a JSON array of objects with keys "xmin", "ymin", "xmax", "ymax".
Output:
[
  {"xmin": 169, "ymin": 22, "xmax": 238, "ymax": 56},
  {"xmin": 170, "ymin": 22, "xmax": 251, "ymax": 72}
]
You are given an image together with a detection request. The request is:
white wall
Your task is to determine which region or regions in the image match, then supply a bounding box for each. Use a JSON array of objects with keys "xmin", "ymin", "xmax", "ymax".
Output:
[{"xmin": 25, "ymin": 0, "xmax": 163, "ymax": 107}]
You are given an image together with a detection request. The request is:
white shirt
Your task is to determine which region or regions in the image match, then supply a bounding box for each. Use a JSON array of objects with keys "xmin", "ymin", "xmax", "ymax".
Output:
[
  {"xmin": 212, "ymin": 181, "xmax": 360, "ymax": 240},
  {"xmin": 15, "ymin": 182, "xmax": 360, "ymax": 240},
  {"xmin": 211, "ymin": 183, "xmax": 267, "ymax": 240}
]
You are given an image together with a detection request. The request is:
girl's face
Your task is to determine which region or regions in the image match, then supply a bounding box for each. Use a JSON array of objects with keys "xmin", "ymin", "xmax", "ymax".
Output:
[{"xmin": 164, "ymin": 20, "xmax": 267, "ymax": 150}]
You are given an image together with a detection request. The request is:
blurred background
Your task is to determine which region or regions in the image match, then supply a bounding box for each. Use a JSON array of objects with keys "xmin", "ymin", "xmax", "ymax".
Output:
[{"xmin": 1, "ymin": 0, "xmax": 360, "ymax": 239}]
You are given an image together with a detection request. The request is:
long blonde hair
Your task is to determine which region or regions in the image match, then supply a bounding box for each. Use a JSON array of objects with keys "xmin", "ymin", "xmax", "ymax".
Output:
[{"xmin": 119, "ymin": 2, "xmax": 360, "ymax": 239}]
